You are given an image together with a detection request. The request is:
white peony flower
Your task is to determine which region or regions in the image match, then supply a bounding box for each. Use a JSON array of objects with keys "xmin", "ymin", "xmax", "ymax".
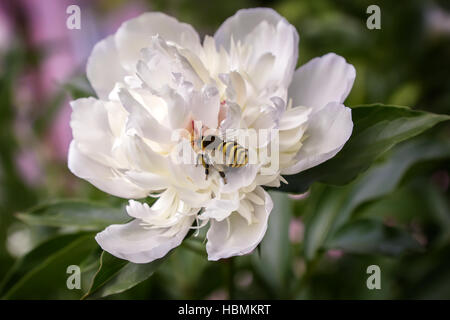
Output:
[{"xmin": 68, "ymin": 8, "xmax": 355, "ymax": 263}]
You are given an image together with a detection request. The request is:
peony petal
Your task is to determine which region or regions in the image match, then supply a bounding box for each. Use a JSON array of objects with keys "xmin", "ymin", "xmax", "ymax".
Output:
[
  {"xmin": 118, "ymin": 89, "xmax": 173, "ymax": 144},
  {"xmin": 214, "ymin": 8, "xmax": 299, "ymax": 89},
  {"xmin": 200, "ymin": 192, "xmax": 240, "ymax": 221},
  {"xmin": 126, "ymin": 189, "xmax": 178, "ymax": 224},
  {"xmin": 86, "ymin": 36, "xmax": 128, "ymax": 100},
  {"xmin": 288, "ymin": 53, "xmax": 356, "ymax": 111},
  {"xmin": 220, "ymin": 164, "xmax": 258, "ymax": 193},
  {"xmin": 95, "ymin": 216, "xmax": 194, "ymax": 264},
  {"xmin": 68, "ymin": 142, "xmax": 148, "ymax": 199},
  {"xmin": 124, "ymin": 171, "xmax": 170, "ymax": 191},
  {"xmin": 190, "ymin": 85, "xmax": 221, "ymax": 129},
  {"xmin": 281, "ymin": 102, "xmax": 353, "ymax": 175},
  {"xmin": 115, "ymin": 12, "xmax": 201, "ymax": 72},
  {"xmin": 121, "ymin": 134, "xmax": 169, "ymax": 174},
  {"xmin": 70, "ymin": 97, "xmax": 117, "ymax": 165},
  {"xmin": 206, "ymin": 187, "xmax": 273, "ymax": 261}
]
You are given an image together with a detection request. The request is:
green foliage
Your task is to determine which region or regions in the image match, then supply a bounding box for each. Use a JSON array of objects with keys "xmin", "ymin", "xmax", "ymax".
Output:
[
  {"xmin": 324, "ymin": 219, "xmax": 422, "ymax": 255},
  {"xmin": 83, "ymin": 251, "xmax": 167, "ymax": 299},
  {"xmin": 281, "ymin": 104, "xmax": 450, "ymax": 193},
  {"xmin": 252, "ymin": 192, "xmax": 293, "ymax": 297},
  {"xmin": 302, "ymin": 136, "xmax": 450, "ymax": 261},
  {"xmin": 16, "ymin": 200, "xmax": 130, "ymax": 230},
  {"xmin": 1, "ymin": 233, "xmax": 97, "ymax": 299}
]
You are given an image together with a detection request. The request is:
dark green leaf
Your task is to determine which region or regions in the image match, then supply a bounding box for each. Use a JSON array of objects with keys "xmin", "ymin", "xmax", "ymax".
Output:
[
  {"xmin": 1, "ymin": 233, "xmax": 97, "ymax": 299},
  {"xmin": 324, "ymin": 219, "xmax": 422, "ymax": 255},
  {"xmin": 0, "ymin": 233, "xmax": 87, "ymax": 295},
  {"xmin": 16, "ymin": 200, "xmax": 129, "ymax": 231},
  {"xmin": 83, "ymin": 251, "xmax": 167, "ymax": 299},
  {"xmin": 302, "ymin": 185, "xmax": 348, "ymax": 260},
  {"xmin": 302, "ymin": 136, "xmax": 450, "ymax": 260},
  {"xmin": 252, "ymin": 191, "xmax": 293, "ymax": 296},
  {"xmin": 281, "ymin": 104, "xmax": 450, "ymax": 193}
]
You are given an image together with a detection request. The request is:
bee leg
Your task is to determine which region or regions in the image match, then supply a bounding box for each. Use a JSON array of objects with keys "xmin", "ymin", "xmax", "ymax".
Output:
[
  {"xmin": 205, "ymin": 164, "xmax": 209, "ymax": 180},
  {"xmin": 219, "ymin": 171, "xmax": 227, "ymax": 184},
  {"xmin": 195, "ymin": 153, "xmax": 202, "ymax": 167}
]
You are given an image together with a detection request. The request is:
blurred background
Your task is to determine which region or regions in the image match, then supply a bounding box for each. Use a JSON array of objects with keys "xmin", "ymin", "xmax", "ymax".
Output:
[{"xmin": 0, "ymin": 0, "xmax": 449, "ymax": 299}]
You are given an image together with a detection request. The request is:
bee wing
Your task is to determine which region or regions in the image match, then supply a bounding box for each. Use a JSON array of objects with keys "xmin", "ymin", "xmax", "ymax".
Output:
[{"xmin": 219, "ymin": 128, "xmax": 241, "ymax": 142}]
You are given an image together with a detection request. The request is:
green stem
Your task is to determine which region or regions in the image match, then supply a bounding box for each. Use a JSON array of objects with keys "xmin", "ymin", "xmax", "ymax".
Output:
[
  {"xmin": 181, "ymin": 240, "xmax": 207, "ymax": 257},
  {"xmin": 227, "ymin": 258, "xmax": 235, "ymax": 300},
  {"xmin": 293, "ymin": 256, "xmax": 320, "ymax": 298}
]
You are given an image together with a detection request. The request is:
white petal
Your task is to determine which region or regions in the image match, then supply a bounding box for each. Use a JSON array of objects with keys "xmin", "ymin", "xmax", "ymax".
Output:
[
  {"xmin": 137, "ymin": 35, "xmax": 204, "ymax": 92},
  {"xmin": 219, "ymin": 102, "xmax": 242, "ymax": 130},
  {"xmin": 121, "ymin": 134, "xmax": 168, "ymax": 174},
  {"xmin": 200, "ymin": 192, "xmax": 240, "ymax": 221},
  {"xmin": 279, "ymin": 106, "xmax": 310, "ymax": 131},
  {"xmin": 220, "ymin": 164, "xmax": 258, "ymax": 193},
  {"xmin": 95, "ymin": 216, "xmax": 194, "ymax": 264},
  {"xmin": 126, "ymin": 189, "xmax": 177, "ymax": 225},
  {"xmin": 118, "ymin": 89, "xmax": 172, "ymax": 144},
  {"xmin": 86, "ymin": 36, "xmax": 128, "ymax": 100},
  {"xmin": 214, "ymin": 8, "xmax": 299, "ymax": 88},
  {"xmin": 68, "ymin": 142, "xmax": 147, "ymax": 199},
  {"xmin": 124, "ymin": 171, "xmax": 169, "ymax": 191},
  {"xmin": 115, "ymin": 12, "xmax": 201, "ymax": 72},
  {"xmin": 206, "ymin": 187, "xmax": 273, "ymax": 261},
  {"xmin": 281, "ymin": 102, "xmax": 353, "ymax": 175},
  {"xmin": 288, "ymin": 53, "xmax": 356, "ymax": 111},
  {"xmin": 70, "ymin": 97, "xmax": 117, "ymax": 165},
  {"xmin": 190, "ymin": 85, "xmax": 221, "ymax": 129}
]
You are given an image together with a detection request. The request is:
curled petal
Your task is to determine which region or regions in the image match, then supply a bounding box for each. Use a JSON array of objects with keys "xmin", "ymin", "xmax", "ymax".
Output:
[
  {"xmin": 95, "ymin": 216, "xmax": 194, "ymax": 264},
  {"xmin": 68, "ymin": 142, "xmax": 147, "ymax": 199},
  {"xmin": 70, "ymin": 97, "xmax": 117, "ymax": 165},
  {"xmin": 281, "ymin": 102, "xmax": 353, "ymax": 175},
  {"xmin": 118, "ymin": 89, "xmax": 173, "ymax": 144},
  {"xmin": 190, "ymin": 85, "xmax": 221, "ymax": 129},
  {"xmin": 214, "ymin": 8, "xmax": 299, "ymax": 88},
  {"xmin": 87, "ymin": 36, "xmax": 127, "ymax": 99},
  {"xmin": 206, "ymin": 187, "xmax": 273, "ymax": 261},
  {"xmin": 288, "ymin": 53, "xmax": 356, "ymax": 111},
  {"xmin": 220, "ymin": 164, "xmax": 258, "ymax": 193},
  {"xmin": 200, "ymin": 192, "xmax": 240, "ymax": 221},
  {"xmin": 115, "ymin": 12, "xmax": 201, "ymax": 72}
]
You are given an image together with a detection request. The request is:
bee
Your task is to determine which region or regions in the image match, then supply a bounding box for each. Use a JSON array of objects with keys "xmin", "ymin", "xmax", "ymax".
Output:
[{"xmin": 194, "ymin": 134, "xmax": 249, "ymax": 184}]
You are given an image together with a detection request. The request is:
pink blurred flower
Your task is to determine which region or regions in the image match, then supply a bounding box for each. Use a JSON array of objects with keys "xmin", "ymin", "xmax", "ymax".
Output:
[
  {"xmin": 431, "ymin": 170, "xmax": 449, "ymax": 191},
  {"xmin": 0, "ymin": 3, "xmax": 12, "ymax": 53},
  {"xmin": 289, "ymin": 217, "xmax": 304, "ymax": 244},
  {"xmin": 206, "ymin": 289, "xmax": 228, "ymax": 300},
  {"xmin": 327, "ymin": 249, "xmax": 344, "ymax": 259},
  {"xmin": 16, "ymin": 150, "xmax": 42, "ymax": 186},
  {"xmin": 288, "ymin": 191, "xmax": 310, "ymax": 200}
]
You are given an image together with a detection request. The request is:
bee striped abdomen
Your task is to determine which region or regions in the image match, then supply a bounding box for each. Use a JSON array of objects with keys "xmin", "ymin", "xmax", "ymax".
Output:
[
  {"xmin": 219, "ymin": 141, "xmax": 248, "ymax": 167},
  {"xmin": 200, "ymin": 135, "xmax": 248, "ymax": 171},
  {"xmin": 233, "ymin": 146, "xmax": 248, "ymax": 167}
]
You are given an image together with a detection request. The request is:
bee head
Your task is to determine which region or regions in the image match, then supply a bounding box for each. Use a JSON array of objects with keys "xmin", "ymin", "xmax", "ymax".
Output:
[{"xmin": 202, "ymin": 135, "xmax": 220, "ymax": 149}]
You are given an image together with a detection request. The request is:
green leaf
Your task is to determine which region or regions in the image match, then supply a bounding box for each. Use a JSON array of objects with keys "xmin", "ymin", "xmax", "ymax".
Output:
[
  {"xmin": 302, "ymin": 136, "xmax": 450, "ymax": 260},
  {"xmin": 302, "ymin": 185, "xmax": 348, "ymax": 260},
  {"xmin": 324, "ymin": 219, "xmax": 422, "ymax": 255},
  {"xmin": 281, "ymin": 104, "xmax": 450, "ymax": 193},
  {"xmin": 83, "ymin": 251, "xmax": 167, "ymax": 299},
  {"xmin": 0, "ymin": 233, "xmax": 87, "ymax": 295},
  {"xmin": 16, "ymin": 200, "xmax": 129, "ymax": 231},
  {"xmin": 1, "ymin": 233, "xmax": 97, "ymax": 299},
  {"xmin": 252, "ymin": 191, "xmax": 293, "ymax": 296},
  {"xmin": 330, "ymin": 136, "xmax": 450, "ymax": 230}
]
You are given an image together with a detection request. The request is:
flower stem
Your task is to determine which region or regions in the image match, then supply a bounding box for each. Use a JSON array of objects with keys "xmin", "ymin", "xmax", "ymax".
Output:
[
  {"xmin": 227, "ymin": 257, "xmax": 235, "ymax": 300},
  {"xmin": 181, "ymin": 240, "xmax": 207, "ymax": 257}
]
